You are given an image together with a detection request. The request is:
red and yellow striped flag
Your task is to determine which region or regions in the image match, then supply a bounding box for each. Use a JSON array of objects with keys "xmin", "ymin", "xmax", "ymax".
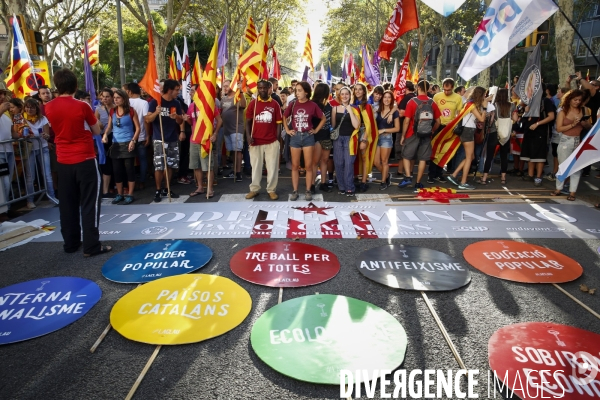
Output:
[
  {"xmin": 191, "ymin": 52, "xmax": 202, "ymax": 85},
  {"xmin": 87, "ymin": 29, "xmax": 100, "ymax": 66},
  {"xmin": 352, "ymin": 104, "xmax": 379, "ymax": 175},
  {"xmin": 230, "ymin": 37, "xmax": 245, "ymax": 103},
  {"xmin": 244, "ymin": 16, "xmax": 257, "ymax": 46},
  {"xmin": 237, "ymin": 20, "xmax": 268, "ymax": 93},
  {"xmin": 191, "ymin": 34, "xmax": 218, "ymax": 158},
  {"xmin": 80, "ymin": 29, "xmax": 100, "ymax": 66},
  {"xmin": 5, "ymin": 14, "xmax": 35, "ymax": 99},
  {"xmin": 302, "ymin": 29, "xmax": 314, "ymax": 71},
  {"xmin": 431, "ymin": 102, "xmax": 475, "ymax": 166},
  {"xmin": 168, "ymin": 52, "xmax": 177, "ymax": 80}
]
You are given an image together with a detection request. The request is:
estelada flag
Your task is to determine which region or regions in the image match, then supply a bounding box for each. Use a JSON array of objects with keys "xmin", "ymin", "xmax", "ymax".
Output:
[
  {"xmin": 378, "ymin": 0, "xmax": 419, "ymax": 60},
  {"xmin": 5, "ymin": 14, "xmax": 36, "ymax": 98},
  {"xmin": 139, "ymin": 20, "xmax": 161, "ymax": 104},
  {"xmin": 192, "ymin": 33, "xmax": 218, "ymax": 158},
  {"xmin": 168, "ymin": 51, "xmax": 178, "ymax": 80},
  {"xmin": 351, "ymin": 104, "xmax": 379, "ymax": 176},
  {"xmin": 431, "ymin": 102, "xmax": 475, "ymax": 166}
]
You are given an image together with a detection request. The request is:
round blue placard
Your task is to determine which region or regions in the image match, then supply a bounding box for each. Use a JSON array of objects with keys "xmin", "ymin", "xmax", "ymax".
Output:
[
  {"xmin": 0, "ymin": 277, "xmax": 102, "ymax": 345},
  {"xmin": 101, "ymin": 240, "xmax": 212, "ymax": 283}
]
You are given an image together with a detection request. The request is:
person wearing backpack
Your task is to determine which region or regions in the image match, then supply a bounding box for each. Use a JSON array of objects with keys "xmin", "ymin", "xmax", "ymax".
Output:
[
  {"xmin": 446, "ymin": 87, "xmax": 488, "ymax": 190},
  {"xmin": 480, "ymin": 88, "xmax": 518, "ymax": 185},
  {"xmin": 101, "ymin": 89, "xmax": 140, "ymax": 204},
  {"xmin": 398, "ymin": 80, "xmax": 441, "ymax": 191}
]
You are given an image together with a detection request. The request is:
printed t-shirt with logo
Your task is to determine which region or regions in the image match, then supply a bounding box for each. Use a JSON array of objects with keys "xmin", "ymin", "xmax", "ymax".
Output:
[
  {"xmin": 148, "ymin": 97, "xmax": 182, "ymax": 142},
  {"xmin": 45, "ymin": 97, "xmax": 98, "ymax": 164},
  {"xmin": 283, "ymin": 100, "xmax": 323, "ymax": 132},
  {"xmin": 403, "ymin": 95, "xmax": 441, "ymax": 139},
  {"xmin": 246, "ymin": 97, "xmax": 282, "ymax": 146},
  {"xmin": 433, "ymin": 92, "xmax": 463, "ymax": 126}
]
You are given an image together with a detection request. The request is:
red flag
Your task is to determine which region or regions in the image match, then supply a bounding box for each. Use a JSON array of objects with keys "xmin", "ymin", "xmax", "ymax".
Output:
[
  {"xmin": 394, "ymin": 42, "xmax": 411, "ymax": 103},
  {"xmin": 139, "ymin": 21, "xmax": 161, "ymax": 104},
  {"xmin": 271, "ymin": 47, "xmax": 281, "ymax": 80},
  {"xmin": 378, "ymin": 0, "xmax": 419, "ymax": 60}
]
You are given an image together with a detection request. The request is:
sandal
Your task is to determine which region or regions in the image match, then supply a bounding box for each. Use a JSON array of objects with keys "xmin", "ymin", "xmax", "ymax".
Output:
[
  {"xmin": 478, "ymin": 180, "xmax": 488, "ymax": 185},
  {"xmin": 567, "ymin": 195, "xmax": 576, "ymax": 201},
  {"xmin": 189, "ymin": 189, "xmax": 205, "ymax": 197},
  {"xmin": 501, "ymin": 179, "xmax": 506, "ymax": 185},
  {"xmin": 550, "ymin": 190, "xmax": 563, "ymax": 196},
  {"xmin": 84, "ymin": 245, "xmax": 112, "ymax": 258},
  {"xmin": 207, "ymin": 192, "xmax": 214, "ymax": 198}
]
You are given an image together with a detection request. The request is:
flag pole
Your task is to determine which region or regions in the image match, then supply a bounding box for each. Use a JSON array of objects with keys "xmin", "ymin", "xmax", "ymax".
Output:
[
  {"xmin": 207, "ymin": 142, "xmax": 212, "ymax": 199},
  {"xmin": 158, "ymin": 99, "xmax": 172, "ymax": 202}
]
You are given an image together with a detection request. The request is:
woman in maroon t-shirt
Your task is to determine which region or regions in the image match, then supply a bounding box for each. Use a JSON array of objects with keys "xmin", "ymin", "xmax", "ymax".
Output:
[{"xmin": 284, "ymin": 82, "xmax": 326, "ymax": 201}]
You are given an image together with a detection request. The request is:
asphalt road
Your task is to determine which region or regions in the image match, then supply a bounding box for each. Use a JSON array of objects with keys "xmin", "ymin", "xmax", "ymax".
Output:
[{"xmin": 2, "ymin": 160, "xmax": 600, "ymax": 400}]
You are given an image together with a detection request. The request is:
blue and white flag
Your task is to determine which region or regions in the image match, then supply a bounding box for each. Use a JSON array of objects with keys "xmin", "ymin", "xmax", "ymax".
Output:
[
  {"xmin": 556, "ymin": 121, "xmax": 600, "ymax": 182},
  {"xmin": 457, "ymin": 0, "xmax": 558, "ymax": 82},
  {"xmin": 421, "ymin": 0, "xmax": 466, "ymax": 16}
]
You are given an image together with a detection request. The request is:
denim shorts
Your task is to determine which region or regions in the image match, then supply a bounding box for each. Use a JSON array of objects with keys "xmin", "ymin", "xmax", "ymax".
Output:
[
  {"xmin": 289, "ymin": 131, "xmax": 315, "ymax": 148},
  {"xmin": 224, "ymin": 132, "xmax": 243, "ymax": 152},
  {"xmin": 378, "ymin": 133, "xmax": 393, "ymax": 148}
]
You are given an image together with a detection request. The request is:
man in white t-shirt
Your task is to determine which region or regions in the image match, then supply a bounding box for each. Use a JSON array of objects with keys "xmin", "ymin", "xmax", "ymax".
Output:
[{"xmin": 127, "ymin": 82, "xmax": 150, "ymax": 189}]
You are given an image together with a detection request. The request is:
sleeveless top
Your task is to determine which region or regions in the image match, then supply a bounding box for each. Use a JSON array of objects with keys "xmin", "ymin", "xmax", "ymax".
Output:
[{"xmin": 111, "ymin": 109, "xmax": 135, "ymax": 143}]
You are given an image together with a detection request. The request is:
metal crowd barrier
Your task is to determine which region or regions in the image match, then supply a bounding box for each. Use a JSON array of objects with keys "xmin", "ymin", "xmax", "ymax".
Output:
[{"xmin": 0, "ymin": 136, "xmax": 48, "ymax": 209}]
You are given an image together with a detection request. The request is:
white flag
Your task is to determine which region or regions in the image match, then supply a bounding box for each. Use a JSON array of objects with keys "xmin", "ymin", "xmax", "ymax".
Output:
[
  {"xmin": 182, "ymin": 37, "xmax": 191, "ymax": 106},
  {"xmin": 457, "ymin": 0, "xmax": 558, "ymax": 82},
  {"xmin": 390, "ymin": 59, "xmax": 398, "ymax": 85},
  {"xmin": 557, "ymin": 121, "xmax": 600, "ymax": 182}
]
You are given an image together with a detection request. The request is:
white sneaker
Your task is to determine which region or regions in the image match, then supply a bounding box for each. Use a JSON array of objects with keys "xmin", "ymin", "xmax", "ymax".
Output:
[
  {"xmin": 27, "ymin": 202, "xmax": 36, "ymax": 209},
  {"xmin": 458, "ymin": 183, "xmax": 475, "ymax": 190}
]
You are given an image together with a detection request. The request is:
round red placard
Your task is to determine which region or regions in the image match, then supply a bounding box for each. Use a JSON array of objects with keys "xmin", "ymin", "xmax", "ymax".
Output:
[
  {"xmin": 463, "ymin": 240, "xmax": 582, "ymax": 283},
  {"xmin": 230, "ymin": 242, "xmax": 340, "ymax": 287},
  {"xmin": 489, "ymin": 322, "xmax": 600, "ymax": 399}
]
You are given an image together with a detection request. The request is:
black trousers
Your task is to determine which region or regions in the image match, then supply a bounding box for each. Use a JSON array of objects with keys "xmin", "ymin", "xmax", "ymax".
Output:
[
  {"xmin": 483, "ymin": 134, "xmax": 510, "ymax": 174},
  {"xmin": 428, "ymin": 124, "xmax": 446, "ymax": 179},
  {"xmin": 57, "ymin": 158, "xmax": 101, "ymax": 254}
]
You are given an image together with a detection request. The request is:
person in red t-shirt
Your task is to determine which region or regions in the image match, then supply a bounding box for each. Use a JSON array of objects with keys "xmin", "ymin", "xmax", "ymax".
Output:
[
  {"xmin": 245, "ymin": 80, "xmax": 283, "ymax": 200},
  {"xmin": 399, "ymin": 80, "xmax": 441, "ymax": 190},
  {"xmin": 45, "ymin": 68, "xmax": 110, "ymax": 257}
]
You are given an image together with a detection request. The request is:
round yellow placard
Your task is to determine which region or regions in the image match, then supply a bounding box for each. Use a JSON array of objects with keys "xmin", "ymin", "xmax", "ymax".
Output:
[{"xmin": 110, "ymin": 274, "xmax": 252, "ymax": 345}]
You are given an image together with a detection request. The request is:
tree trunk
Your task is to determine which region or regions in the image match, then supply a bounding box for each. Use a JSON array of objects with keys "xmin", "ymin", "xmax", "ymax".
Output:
[
  {"xmin": 436, "ymin": 15, "xmax": 447, "ymax": 84},
  {"xmin": 554, "ymin": 0, "xmax": 574, "ymax": 85},
  {"xmin": 155, "ymin": 34, "xmax": 168, "ymax": 80}
]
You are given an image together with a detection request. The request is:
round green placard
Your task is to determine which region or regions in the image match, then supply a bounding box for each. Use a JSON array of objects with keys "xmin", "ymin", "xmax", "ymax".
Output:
[{"xmin": 250, "ymin": 294, "xmax": 407, "ymax": 384}]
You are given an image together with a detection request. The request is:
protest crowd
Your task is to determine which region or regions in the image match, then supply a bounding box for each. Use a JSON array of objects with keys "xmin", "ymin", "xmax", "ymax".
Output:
[{"xmin": 1, "ymin": 0, "xmax": 599, "ymax": 255}]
